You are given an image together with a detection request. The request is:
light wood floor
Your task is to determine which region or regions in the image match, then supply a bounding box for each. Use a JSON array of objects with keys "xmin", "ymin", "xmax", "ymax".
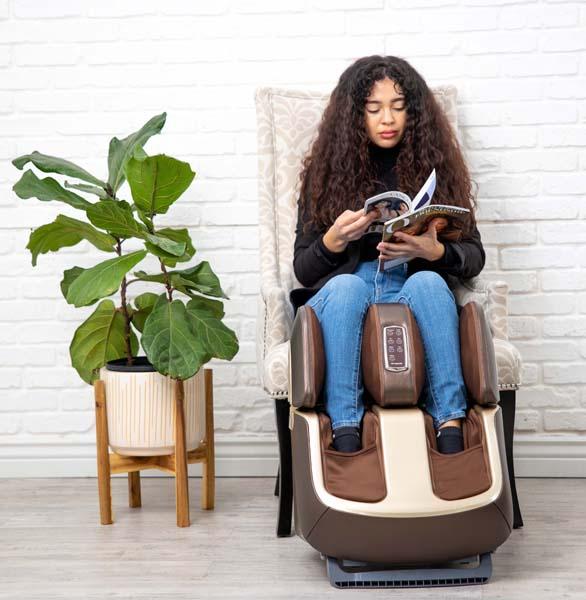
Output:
[{"xmin": 0, "ymin": 477, "xmax": 584, "ymax": 599}]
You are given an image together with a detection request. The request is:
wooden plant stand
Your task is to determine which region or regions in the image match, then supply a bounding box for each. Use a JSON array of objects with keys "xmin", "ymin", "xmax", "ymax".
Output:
[{"xmin": 93, "ymin": 368, "xmax": 215, "ymax": 527}]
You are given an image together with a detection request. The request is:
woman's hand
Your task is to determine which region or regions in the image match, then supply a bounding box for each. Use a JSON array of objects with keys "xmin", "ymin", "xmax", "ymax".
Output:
[
  {"xmin": 377, "ymin": 218, "xmax": 447, "ymax": 262},
  {"xmin": 323, "ymin": 208, "xmax": 380, "ymax": 253}
]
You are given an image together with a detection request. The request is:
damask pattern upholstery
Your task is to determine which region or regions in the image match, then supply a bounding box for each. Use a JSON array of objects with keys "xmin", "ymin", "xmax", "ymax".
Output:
[{"xmin": 255, "ymin": 86, "xmax": 522, "ymax": 399}]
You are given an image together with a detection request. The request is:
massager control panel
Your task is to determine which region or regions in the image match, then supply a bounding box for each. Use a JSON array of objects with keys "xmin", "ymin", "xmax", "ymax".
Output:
[{"xmin": 383, "ymin": 325, "xmax": 408, "ymax": 372}]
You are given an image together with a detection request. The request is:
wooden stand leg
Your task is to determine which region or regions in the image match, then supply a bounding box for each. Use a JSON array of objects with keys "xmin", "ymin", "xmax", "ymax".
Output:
[
  {"xmin": 94, "ymin": 380, "xmax": 113, "ymax": 525},
  {"xmin": 128, "ymin": 472, "xmax": 141, "ymax": 508},
  {"xmin": 174, "ymin": 379, "xmax": 190, "ymax": 527},
  {"xmin": 202, "ymin": 368, "xmax": 215, "ymax": 510}
]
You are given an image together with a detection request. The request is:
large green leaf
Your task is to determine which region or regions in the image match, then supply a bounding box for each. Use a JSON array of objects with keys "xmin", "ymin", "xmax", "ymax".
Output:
[
  {"xmin": 64, "ymin": 181, "xmax": 109, "ymax": 199},
  {"xmin": 135, "ymin": 208, "xmax": 154, "ymax": 231},
  {"xmin": 133, "ymin": 270, "xmax": 194, "ymax": 297},
  {"xmin": 70, "ymin": 299, "xmax": 138, "ymax": 384},
  {"xmin": 141, "ymin": 295, "xmax": 211, "ymax": 380},
  {"xmin": 132, "ymin": 145, "xmax": 148, "ymax": 161},
  {"xmin": 27, "ymin": 215, "xmax": 117, "ymax": 266},
  {"xmin": 66, "ymin": 250, "xmax": 147, "ymax": 307},
  {"xmin": 185, "ymin": 294, "xmax": 224, "ymax": 319},
  {"xmin": 107, "ymin": 113, "xmax": 167, "ymax": 192},
  {"xmin": 144, "ymin": 228, "xmax": 194, "ymax": 266},
  {"xmin": 133, "ymin": 271, "xmax": 166, "ymax": 284},
  {"xmin": 144, "ymin": 233, "xmax": 185, "ymax": 257},
  {"xmin": 86, "ymin": 199, "xmax": 146, "ymax": 239},
  {"xmin": 125, "ymin": 154, "xmax": 195, "ymax": 216},
  {"xmin": 13, "ymin": 170, "xmax": 92, "ymax": 212},
  {"xmin": 185, "ymin": 298, "xmax": 238, "ymax": 361},
  {"xmin": 170, "ymin": 262, "xmax": 229, "ymax": 299},
  {"xmin": 12, "ymin": 151, "xmax": 107, "ymax": 188},
  {"xmin": 131, "ymin": 292, "xmax": 159, "ymax": 333},
  {"xmin": 87, "ymin": 200, "xmax": 185, "ymax": 255},
  {"xmin": 60, "ymin": 266, "xmax": 84, "ymax": 300},
  {"xmin": 133, "ymin": 261, "xmax": 229, "ymax": 299}
]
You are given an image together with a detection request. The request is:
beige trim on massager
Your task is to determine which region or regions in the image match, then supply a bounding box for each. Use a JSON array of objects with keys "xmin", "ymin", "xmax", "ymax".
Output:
[{"xmin": 291, "ymin": 405, "xmax": 503, "ymax": 518}]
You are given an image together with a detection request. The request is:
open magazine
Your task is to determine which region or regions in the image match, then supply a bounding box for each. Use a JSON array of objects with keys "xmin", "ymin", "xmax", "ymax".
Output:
[{"xmin": 363, "ymin": 169, "xmax": 470, "ymax": 270}]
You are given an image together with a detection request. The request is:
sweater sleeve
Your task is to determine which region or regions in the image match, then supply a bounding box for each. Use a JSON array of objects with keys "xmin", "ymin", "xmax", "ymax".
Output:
[
  {"xmin": 418, "ymin": 224, "xmax": 486, "ymax": 279},
  {"xmin": 293, "ymin": 201, "xmax": 347, "ymax": 288}
]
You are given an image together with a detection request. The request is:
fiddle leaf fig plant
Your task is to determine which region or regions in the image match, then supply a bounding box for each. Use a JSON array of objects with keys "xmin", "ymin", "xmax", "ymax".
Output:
[{"xmin": 13, "ymin": 112, "xmax": 239, "ymax": 384}]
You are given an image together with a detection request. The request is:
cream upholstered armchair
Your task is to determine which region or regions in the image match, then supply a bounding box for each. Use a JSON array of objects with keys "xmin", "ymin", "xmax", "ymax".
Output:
[{"xmin": 254, "ymin": 86, "xmax": 523, "ymax": 537}]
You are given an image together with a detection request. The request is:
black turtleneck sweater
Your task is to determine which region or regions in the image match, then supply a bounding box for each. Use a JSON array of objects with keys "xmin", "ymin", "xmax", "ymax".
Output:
[
  {"xmin": 359, "ymin": 142, "xmax": 402, "ymax": 261},
  {"xmin": 293, "ymin": 144, "xmax": 486, "ymax": 306}
]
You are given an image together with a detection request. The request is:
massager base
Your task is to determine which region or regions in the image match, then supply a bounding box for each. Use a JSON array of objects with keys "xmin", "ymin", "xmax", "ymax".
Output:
[{"xmin": 324, "ymin": 551, "xmax": 492, "ymax": 589}]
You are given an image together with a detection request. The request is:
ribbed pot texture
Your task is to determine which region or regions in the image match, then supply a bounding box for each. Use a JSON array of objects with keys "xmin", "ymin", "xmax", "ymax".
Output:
[{"xmin": 99, "ymin": 362, "xmax": 206, "ymax": 456}]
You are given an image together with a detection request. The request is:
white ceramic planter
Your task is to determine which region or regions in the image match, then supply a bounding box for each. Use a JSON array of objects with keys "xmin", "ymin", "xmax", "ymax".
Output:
[{"xmin": 99, "ymin": 363, "xmax": 207, "ymax": 457}]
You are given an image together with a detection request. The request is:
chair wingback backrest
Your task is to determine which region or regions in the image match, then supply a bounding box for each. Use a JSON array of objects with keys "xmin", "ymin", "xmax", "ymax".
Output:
[{"xmin": 254, "ymin": 85, "xmax": 461, "ymax": 297}]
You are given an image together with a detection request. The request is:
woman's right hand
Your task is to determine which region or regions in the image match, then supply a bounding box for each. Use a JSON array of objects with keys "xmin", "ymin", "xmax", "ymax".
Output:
[{"xmin": 322, "ymin": 208, "xmax": 380, "ymax": 253}]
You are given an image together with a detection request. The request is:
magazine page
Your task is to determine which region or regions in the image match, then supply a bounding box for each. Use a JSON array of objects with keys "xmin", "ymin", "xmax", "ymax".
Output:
[
  {"xmin": 362, "ymin": 169, "xmax": 436, "ymax": 236},
  {"xmin": 380, "ymin": 206, "xmax": 470, "ymax": 270},
  {"xmin": 363, "ymin": 190, "xmax": 411, "ymax": 235},
  {"xmin": 379, "ymin": 168, "xmax": 440, "ymax": 271},
  {"xmin": 410, "ymin": 168, "xmax": 437, "ymax": 212},
  {"xmin": 382, "ymin": 205, "xmax": 470, "ymax": 241}
]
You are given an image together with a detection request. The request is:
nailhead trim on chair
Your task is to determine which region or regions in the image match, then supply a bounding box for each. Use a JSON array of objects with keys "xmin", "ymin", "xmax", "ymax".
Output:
[{"xmin": 268, "ymin": 382, "xmax": 521, "ymax": 399}]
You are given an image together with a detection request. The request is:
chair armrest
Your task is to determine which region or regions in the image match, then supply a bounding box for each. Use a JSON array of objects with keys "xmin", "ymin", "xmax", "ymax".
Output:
[
  {"xmin": 451, "ymin": 276, "xmax": 510, "ymax": 341},
  {"xmin": 256, "ymin": 284, "xmax": 294, "ymax": 389}
]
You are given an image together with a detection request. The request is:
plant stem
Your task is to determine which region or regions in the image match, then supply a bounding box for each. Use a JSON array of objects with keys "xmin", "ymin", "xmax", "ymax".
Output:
[
  {"xmin": 146, "ymin": 212, "xmax": 172, "ymax": 302},
  {"xmin": 159, "ymin": 259, "xmax": 174, "ymax": 302},
  {"xmin": 116, "ymin": 239, "xmax": 134, "ymax": 365}
]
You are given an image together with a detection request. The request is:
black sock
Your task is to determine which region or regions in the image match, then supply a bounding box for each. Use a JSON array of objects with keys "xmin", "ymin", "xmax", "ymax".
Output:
[
  {"xmin": 436, "ymin": 426, "xmax": 464, "ymax": 454},
  {"xmin": 332, "ymin": 426, "xmax": 361, "ymax": 453}
]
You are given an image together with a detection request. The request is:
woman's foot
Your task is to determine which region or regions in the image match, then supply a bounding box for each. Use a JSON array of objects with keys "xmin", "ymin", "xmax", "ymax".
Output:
[
  {"xmin": 436, "ymin": 418, "xmax": 464, "ymax": 454},
  {"xmin": 332, "ymin": 425, "xmax": 362, "ymax": 453}
]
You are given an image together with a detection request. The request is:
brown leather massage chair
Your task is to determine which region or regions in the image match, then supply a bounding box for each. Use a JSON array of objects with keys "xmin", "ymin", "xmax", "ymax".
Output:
[{"xmin": 288, "ymin": 301, "xmax": 514, "ymax": 588}]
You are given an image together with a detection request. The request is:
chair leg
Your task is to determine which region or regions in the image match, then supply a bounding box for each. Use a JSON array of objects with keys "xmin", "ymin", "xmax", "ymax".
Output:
[
  {"xmin": 500, "ymin": 389, "xmax": 524, "ymax": 529},
  {"xmin": 274, "ymin": 398, "xmax": 293, "ymax": 537},
  {"xmin": 274, "ymin": 466, "xmax": 280, "ymax": 497}
]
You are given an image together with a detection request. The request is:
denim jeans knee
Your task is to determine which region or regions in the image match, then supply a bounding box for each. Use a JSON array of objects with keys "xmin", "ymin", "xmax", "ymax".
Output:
[
  {"xmin": 322, "ymin": 273, "xmax": 371, "ymax": 297},
  {"xmin": 400, "ymin": 270, "xmax": 455, "ymax": 302},
  {"xmin": 394, "ymin": 271, "xmax": 467, "ymax": 429},
  {"xmin": 305, "ymin": 273, "xmax": 371, "ymax": 430}
]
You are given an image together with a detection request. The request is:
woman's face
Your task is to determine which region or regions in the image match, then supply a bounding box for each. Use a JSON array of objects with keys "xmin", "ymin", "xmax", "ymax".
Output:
[{"xmin": 364, "ymin": 77, "xmax": 407, "ymax": 149}]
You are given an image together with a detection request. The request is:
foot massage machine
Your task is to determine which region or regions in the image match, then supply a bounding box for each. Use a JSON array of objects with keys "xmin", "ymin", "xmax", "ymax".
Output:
[{"xmin": 288, "ymin": 300, "xmax": 514, "ymax": 588}]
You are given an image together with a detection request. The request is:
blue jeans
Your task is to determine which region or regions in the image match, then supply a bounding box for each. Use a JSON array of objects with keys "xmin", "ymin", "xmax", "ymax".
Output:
[{"xmin": 305, "ymin": 259, "xmax": 467, "ymax": 430}]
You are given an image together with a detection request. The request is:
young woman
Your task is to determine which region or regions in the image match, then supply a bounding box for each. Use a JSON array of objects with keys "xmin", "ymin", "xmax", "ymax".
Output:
[{"xmin": 291, "ymin": 55, "xmax": 485, "ymax": 454}]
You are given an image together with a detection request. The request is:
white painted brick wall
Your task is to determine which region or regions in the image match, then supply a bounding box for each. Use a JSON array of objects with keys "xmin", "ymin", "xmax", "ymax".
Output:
[{"xmin": 1, "ymin": 0, "xmax": 585, "ymax": 476}]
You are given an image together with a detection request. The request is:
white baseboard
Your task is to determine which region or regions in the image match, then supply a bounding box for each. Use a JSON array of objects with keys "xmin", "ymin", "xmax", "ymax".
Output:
[
  {"xmin": 0, "ymin": 438, "xmax": 279, "ymax": 478},
  {"xmin": 513, "ymin": 435, "xmax": 586, "ymax": 478},
  {"xmin": 1, "ymin": 436, "xmax": 585, "ymax": 478}
]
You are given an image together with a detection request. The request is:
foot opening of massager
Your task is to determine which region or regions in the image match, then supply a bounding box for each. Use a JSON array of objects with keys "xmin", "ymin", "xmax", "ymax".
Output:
[
  {"xmin": 318, "ymin": 409, "xmax": 386, "ymax": 503},
  {"xmin": 423, "ymin": 406, "xmax": 492, "ymax": 501},
  {"xmin": 316, "ymin": 405, "xmax": 492, "ymax": 503}
]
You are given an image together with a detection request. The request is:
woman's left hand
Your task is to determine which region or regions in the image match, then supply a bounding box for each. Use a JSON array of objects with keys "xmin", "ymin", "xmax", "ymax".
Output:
[{"xmin": 377, "ymin": 218, "xmax": 447, "ymax": 262}]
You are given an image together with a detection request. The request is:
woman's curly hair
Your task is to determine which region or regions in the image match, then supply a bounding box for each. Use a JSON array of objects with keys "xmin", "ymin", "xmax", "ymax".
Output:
[{"xmin": 298, "ymin": 55, "xmax": 477, "ymax": 239}]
